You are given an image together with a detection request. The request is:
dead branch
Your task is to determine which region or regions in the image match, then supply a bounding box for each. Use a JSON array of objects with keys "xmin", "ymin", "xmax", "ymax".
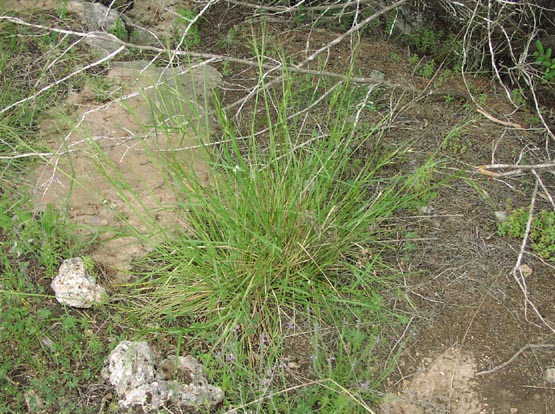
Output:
[
  {"xmin": 0, "ymin": 34, "xmax": 125, "ymax": 116},
  {"xmin": 511, "ymin": 180, "xmax": 555, "ymax": 332},
  {"xmin": 476, "ymin": 343, "xmax": 555, "ymax": 376},
  {"xmin": 532, "ymin": 169, "xmax": 555, "ymax": 211},
  {"xmin": 476, "ymin": 162, "xmax": 555, "ymax": 178},
  {"xmin": 476, "ymin": 108, "xmax": 524, "ymax": 129}
]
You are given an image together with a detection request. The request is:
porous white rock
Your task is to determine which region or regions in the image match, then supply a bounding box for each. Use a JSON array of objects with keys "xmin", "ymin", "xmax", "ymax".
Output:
[
  {"xmin": 51, "ymin": 257, "xmax": 108, "ymax": 308},
  {"xmin": 102, "ymin": 341, "xmax": 224, "ymax": 411},
  {"xmin": 102, "ymin": 341, "xmax": 164, "ymax": 409},
  {"xmin": 158, "ymin": 355, "xmax": 224, "ymax": 407}
]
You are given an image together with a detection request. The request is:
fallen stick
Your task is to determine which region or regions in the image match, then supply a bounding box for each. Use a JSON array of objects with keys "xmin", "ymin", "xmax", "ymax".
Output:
[{"xmin": 476, "ymin": 344, "xmax": 555, "ymax": 376}]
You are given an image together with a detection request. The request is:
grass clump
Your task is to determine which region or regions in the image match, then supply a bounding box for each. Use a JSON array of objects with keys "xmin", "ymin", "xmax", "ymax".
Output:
[
  {"xmin": 130, "ymin": 63, "xmax": 434, "ymax": 346},
  {"xmin": 110, "ymin": 55, "xmax": 439, "ymax": 408}
]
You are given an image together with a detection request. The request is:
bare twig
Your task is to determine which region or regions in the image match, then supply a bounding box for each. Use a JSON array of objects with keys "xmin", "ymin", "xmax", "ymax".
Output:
[
  {"xmin": 0, "ymin": 35, "xmax": 125, "ymax": 116},
  {"xmin": 476, "ymin": 162, "xmax": 555, "ymax": 178},
  {"xmin": 531, "ymin": 169, "xmax": 555, "ymax": 211},
  {"xmin": 476, "ymin": 343, "xmax": 555, "ymax": 376},
  {"xmin": 476, "ymin": 108, "xmax": 523, "ymax": 129}
]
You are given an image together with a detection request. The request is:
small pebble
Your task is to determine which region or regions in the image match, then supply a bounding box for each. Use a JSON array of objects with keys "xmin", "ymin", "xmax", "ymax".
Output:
[
  {"xmin": 545, "ymin": 367, "xmax": 555, "ymax": 384},
  {"xmin": 419, "ymin": 205, "xmax": 435, "ymax": 215},
  {"xmin": 494, "ymin": 211, "xmax": 508, "ymax": 222}
]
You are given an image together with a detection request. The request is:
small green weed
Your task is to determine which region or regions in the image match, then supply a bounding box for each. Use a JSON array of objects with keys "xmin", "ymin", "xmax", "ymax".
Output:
[
  {"xmin": 401, "ymin": 27, "xmax": 463, "ymax": 70},
  {"xmin": 0, "ymin": 192, "xmax": 110, "ymax": 413},
  {"xmin": 390, "ymin": 52, "xmax": 401, "ymax": 63},
  {"xmin": 440, "ymin": 116, "xmax": 475, "ymax": 156},
  {"xmin": 0, "ymin": 197, "xmax": 78, "ymax": 275},
  {"xmin": 87, "ymin": 75, "xmax": 116, "ymax": 102},
  {"xmin": 417, "ymin": 59, "xmax": 435, "ymax": 79},
  {"xmin": 408, "ymin": 54, "xmax": 419, "ymax": 66},
  {"xmin": 175, "ymin": 6, "xmax": 202, "ymax": 48},
  {"xmin": 498, "ymin": 208, "xmax": 555, "ymax": 261},
  {"xmin": 0, "ymin": 297, "xmax": 115, "ymax": 413},
  {"xmin": 0, "ymin": 15, "xmax": 117, "ymax": 411},
  {"xmin": 533, "ymin": 40, "xmax": 555, "ymax": 83},
  {"xmin": 221, "ymin": 60, "xmax": 233, "ymax": 77},
  {"xmin": 107, "ymin": 17, "xmax": 128, "ymax": 41},
  {"xmin": 511, "ymin": 88, "xmax": 528, "ymax": 107},
  {"xmin": 436, "ymin": 68, "xmax": 453, "ymax": 85}
]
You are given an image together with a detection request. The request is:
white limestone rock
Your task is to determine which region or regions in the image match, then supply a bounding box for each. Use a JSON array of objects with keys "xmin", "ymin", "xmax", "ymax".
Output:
[
  {"xmin": 102, "ymin": 341, "xmax": 224, "ymax": 411},
  {"xmin": 51, "ymin": 257, "xmax": 108, "ymax": 308},
  {"xmin": 102, "ymin": 341, "xmax": 162, "ymax": 408},
  {"xmin": 159, "ymin": 355, "xmax": 224, "ymax": 407}
]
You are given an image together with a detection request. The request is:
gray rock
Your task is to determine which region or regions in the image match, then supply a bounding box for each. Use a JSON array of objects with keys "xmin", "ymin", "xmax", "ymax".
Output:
[
  {"xmin": 51, "ymin": 257, "xmax": 108, "ymax": 308},
  {"xmin": 159, "ymin": 355, "xmax": 224, "ymax": 407},
  {"xmin": 81, "ymin": 1, "xmax": 130, "ymax": 32},
  {"xmin": 102, "ymin": 341, "xmax": 224, "ymax": 411},
  {"xmin": 102, "ymin": 341, "xmax": 157, "ymax": 396},
  {"xmin": 84, "ymin": 31, "xmax": 124, "ymax": 55},
  {"xmin": 495, "ymin": 211, "xmax": 509, "ymax": 223}
]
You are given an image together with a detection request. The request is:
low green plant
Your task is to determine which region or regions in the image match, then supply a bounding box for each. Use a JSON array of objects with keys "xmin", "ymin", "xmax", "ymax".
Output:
[
  {"xmin": 107, "ymin": 17, "xmax": 128, "ymax": 41},
  {"xmin": 0, "ymin": 191, "xmax": 111, "ymax": 413},
  {"xmin": 55, "ymin": 0, "xmax": 69, "ymax": 18},
  {"xmin": 390, "ymin": 52, "xmax": 401, "ymax": 63},
  {"xmin": 0, "ymin": 295, "xmax": 115, "ymax": 413},
  {"xmin": 417, "ymin": 59, "xmax": 435, "ymax": 79},
  {"xmin": 175, "ymin": 6, "xmax": 202, "ymax": 48},
  {"xmin": 221, "ymin": 60, "xmax": 233, "ymax": 77},
  {"xmin": 292, "ymin": 4, "xmax": 309, "ymax": 27},
  {"xmin": 406, "ymin": 27, "xmax": 439, "ymax": 55},
  {"xmin": 498, "ymin": 208, "xmax": 555, "ymax": 261},
  {"xmin": 478, "ymin": 93, "xmax": 489, "ymax": 105},
  {"xmin": 436, "ymin": 68, "xmax": 453, "ymax": 85},
  {"xmin": 0, "ymin": 196, "xmax": 78, "ymax": 275},
  {"xmin": 511, "ymin": 88, "xmax": 528, "ymax": 107},
  {"xmin": 408, "ymin": 54, "xmax": 419, "ymax": 66},
  {"xmin": 443, "ymin": 94, "xmax": 455, "ymax": 104},
  {"xmin": 218, "ymin": 25, "xmax": 239, "ymax": 49},
  {"xmin": 401, "ymin": 27, "xmax": 463, "ymax": 70},
  {"xmin": 0, "ymin": 15, "xmax": 120, "ymax": 412},
  {"xmin": 533, "ymin": 40, "xmax": 555, "ymax": 83},
  {"xmin": 88, "ymin": 75, "xmax": 115, "ymax": 102},
  {"xmin": 440, "ymin": 115, "xmax": 475, "ymax": 156}
]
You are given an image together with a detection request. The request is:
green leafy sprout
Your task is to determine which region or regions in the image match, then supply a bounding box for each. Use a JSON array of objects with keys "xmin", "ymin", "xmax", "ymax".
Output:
[
  {"xmin": 533, "ymin": 40, "xmax": 555, "ymax": 83},
  {"xmin": 498, "ymin": 208, "xmax": 555, "ymax": 261}
]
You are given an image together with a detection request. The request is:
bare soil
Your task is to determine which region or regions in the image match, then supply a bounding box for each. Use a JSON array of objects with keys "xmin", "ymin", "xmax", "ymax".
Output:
[{"xmin": 32, "ymin": 61, "xmax": 218, "ymax": 281}]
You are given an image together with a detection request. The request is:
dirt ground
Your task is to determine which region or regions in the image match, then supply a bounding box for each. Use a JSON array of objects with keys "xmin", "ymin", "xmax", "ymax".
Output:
[{"xmin": 18, "ymin": 1, "xmax": 555, "ymax": 412}]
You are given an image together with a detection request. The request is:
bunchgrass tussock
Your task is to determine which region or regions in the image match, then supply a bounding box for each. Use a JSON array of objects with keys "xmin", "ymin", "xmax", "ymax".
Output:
[{"xmin": 128, "ymin": 61, "xmax": 433, "ymax": 346}]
